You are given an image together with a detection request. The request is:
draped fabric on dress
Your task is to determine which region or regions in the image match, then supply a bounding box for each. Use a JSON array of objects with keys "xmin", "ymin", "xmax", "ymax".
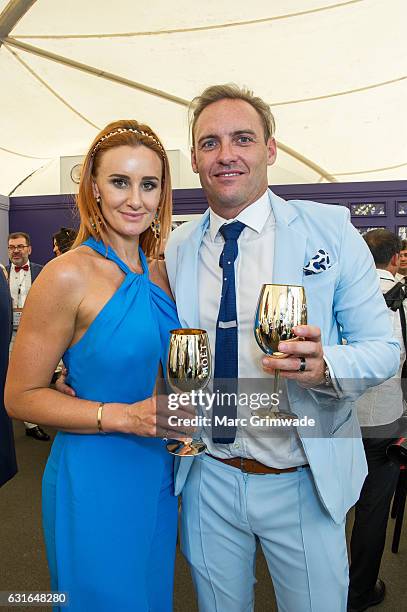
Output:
[{"xmin": 42, "ymin": 238, "xmax": 180, "ymax": 611}]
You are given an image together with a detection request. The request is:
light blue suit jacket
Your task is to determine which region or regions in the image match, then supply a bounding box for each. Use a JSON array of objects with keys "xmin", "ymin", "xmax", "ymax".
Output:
[{"xmin": 165, "ymin": 190, "xmax": 399, "ymax": 524}]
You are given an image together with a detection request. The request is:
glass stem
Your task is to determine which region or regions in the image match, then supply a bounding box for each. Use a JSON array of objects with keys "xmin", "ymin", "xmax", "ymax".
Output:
[{"xmin": 273, "ymin": 368, "xmax": 280, "ymax": 395}]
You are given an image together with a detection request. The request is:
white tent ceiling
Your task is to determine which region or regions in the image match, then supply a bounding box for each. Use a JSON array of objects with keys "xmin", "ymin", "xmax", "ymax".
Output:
[{"xmin": 0, "ymin": 0, "xmax": 406, "ymax": 196}]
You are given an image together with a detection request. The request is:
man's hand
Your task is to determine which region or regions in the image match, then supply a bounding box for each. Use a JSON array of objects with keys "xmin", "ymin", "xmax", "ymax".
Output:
[
  {"xmin": 261, "ymin": 325, "xmax": 326, "ymax": 388},
  {"xmin": 54, "ymin": 367, "xmax": 76, "ymax": 396}
]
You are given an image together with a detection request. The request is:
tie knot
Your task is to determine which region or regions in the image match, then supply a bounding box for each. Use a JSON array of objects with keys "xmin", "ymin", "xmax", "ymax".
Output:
[{"xmin": 219, "ymin": 221, "xmax": 246, "ymax": 242}]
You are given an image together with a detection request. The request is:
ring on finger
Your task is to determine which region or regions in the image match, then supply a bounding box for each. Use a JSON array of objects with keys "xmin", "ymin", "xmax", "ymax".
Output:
[{"xmin": 298, "ymin": 357, "xmax": 306, "ymax": 373}]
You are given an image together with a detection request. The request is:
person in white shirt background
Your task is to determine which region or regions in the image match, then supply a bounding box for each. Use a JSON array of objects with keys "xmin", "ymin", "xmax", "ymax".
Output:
[
  {"xmin": 7, "ymin": 232, "xmax": 50, "ymax": 441},
  {"xmin": 348, "ymin": 229, "xmax": 405, "ymax": 612}
]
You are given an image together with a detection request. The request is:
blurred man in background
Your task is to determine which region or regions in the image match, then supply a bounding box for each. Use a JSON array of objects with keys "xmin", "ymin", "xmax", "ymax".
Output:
[
  {"xmin": 7, "ymin": 232, "xmax": 49, "ymax": 441},
  {"xmin": 395, "ymin": 238, "xmax": 407, "ymax": 281},
  {"xmin": 0, "ymin": 267, "xmax": 17, "ymax": 486}
]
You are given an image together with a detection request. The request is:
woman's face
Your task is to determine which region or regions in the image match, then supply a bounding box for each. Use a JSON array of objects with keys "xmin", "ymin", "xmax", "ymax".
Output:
[
  {"xmin": 53, "ymin": 239, "xmax": 61, "ymax": 257},
  {"xmin": 92, "ymin": 144, "xmax": 162, "ymax": 240}
]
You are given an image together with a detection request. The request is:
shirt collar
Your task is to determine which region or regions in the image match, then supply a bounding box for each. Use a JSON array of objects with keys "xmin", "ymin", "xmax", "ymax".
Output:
[
  {"xmin": 377, "ymin": 268, "xmax": 395, "ymax": 281},
  {"xmin": 208, "ymin": 190, "xmax": 272, "ymax": 242}
]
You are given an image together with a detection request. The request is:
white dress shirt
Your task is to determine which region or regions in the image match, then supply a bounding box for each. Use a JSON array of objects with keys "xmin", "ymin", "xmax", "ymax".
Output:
[
  {"xmin": 9, "ymin": 261, "xmax": 32, "ymax": 308},
  {"xmin": 356, "ymin": 268, "xmax": 405, "ymax": 426},
  {"xmin": 198, "ymin": 191, "xmax": 308, "ymax": 468}
]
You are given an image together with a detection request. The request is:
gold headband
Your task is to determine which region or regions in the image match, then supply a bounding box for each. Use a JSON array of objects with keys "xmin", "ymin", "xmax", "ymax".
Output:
[{"xmin": 91, "ymin": 127, "xmax": 165, "ymax": 157}]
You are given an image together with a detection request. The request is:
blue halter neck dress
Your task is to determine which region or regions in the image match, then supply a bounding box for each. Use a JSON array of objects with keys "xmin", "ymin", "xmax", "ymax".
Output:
[{"xmin": 42, "ymin": 237, "xmax": 180, "ymax": 611}]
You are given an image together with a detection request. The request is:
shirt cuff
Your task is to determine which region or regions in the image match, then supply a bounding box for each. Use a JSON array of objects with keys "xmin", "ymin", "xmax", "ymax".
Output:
[{"xmin": 311, "ymin": 355, "xmax": 341, "ymax": 397}]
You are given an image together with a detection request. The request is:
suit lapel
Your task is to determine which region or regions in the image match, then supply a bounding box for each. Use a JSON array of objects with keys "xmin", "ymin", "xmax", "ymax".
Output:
[
  {"xmin": 175, "ymin": 210, "xmax": 210, "ymax": 328},
  {"xmin": 268, "ymin": 190, "xmax": 311, "ymax": 413},
  {"xmin": 269, "ymin": 190, "xmax": 307, "ymax": 286}
]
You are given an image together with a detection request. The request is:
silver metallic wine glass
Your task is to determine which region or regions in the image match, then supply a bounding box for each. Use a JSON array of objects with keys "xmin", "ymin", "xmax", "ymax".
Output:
[
  {"xmin": 166, "ymin": 328, "xmax": 211, "ymax": 456},
  {"xmin": 254, "ymin": 284, "xmax": 307, "ymax": 419}
]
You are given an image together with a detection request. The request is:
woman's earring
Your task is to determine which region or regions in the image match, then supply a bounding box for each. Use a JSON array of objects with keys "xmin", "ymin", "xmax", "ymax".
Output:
[
  {"xmin": 150, "ymin": 212, "xmax": 161, "ymax": 240},
  {"xmin": 91, "ymin": 196, "xmax": 102, "ymax": 234},
  {"xmin": 91, "ymin": 217, "xmax": 100, "ymax": 234}
]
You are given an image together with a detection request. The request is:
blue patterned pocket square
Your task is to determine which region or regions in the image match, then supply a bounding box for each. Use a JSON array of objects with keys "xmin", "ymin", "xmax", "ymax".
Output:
[{"xmin": 303, "ymin": 250, "xmax": 332, "ymax": 276}]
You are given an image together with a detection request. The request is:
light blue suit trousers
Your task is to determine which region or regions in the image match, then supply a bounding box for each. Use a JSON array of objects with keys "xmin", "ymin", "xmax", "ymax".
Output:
[{"xmin": 181, "ymin": 455, "xmax": 348, "ymax": 612}]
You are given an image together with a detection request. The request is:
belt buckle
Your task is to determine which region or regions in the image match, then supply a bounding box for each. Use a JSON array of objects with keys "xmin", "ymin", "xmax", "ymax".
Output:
[
  {"xmin": 240, "ymin": 457, "xmax": 254, "ymax": 473},
  {"xmin": 240, "ymin": 457, "xmax": 267, "ymax": 475},
  {"xmin": 240, "ymin": 457, "xmax": 247, "ymax": 472}
]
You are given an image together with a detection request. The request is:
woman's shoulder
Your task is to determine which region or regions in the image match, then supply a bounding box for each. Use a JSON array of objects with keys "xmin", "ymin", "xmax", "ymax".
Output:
[{"xmin": 37, "ymin": 246, "xmax": 98, "ymax": 292}]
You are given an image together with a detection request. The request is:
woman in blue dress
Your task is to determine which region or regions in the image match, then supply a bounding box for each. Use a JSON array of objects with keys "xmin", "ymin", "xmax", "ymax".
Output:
[{"xmin": 5, "ymin": 120, "xmax": 186, "ymax": 611}]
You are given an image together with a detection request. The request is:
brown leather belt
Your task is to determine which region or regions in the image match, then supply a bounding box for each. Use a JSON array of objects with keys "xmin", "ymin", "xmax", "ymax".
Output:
[{"xmin": 206, "ymin": 454, "xmax": 309, "ymax": 474}]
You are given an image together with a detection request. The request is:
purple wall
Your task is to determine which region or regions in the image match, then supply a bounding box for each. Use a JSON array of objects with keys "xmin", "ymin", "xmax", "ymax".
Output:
[
  {"xmin": 9, "ymin": 194, "xmax": 77, "ymax": 265},
  {"xmin": 9, "ymin": 181, "xmax": 407, "ymax": 265}
]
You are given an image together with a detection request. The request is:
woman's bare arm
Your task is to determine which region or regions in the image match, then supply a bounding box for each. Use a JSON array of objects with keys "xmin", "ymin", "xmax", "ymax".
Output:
[{"xmin": 5, "ymin": 253, "xmax": 145, "ymax": 434}]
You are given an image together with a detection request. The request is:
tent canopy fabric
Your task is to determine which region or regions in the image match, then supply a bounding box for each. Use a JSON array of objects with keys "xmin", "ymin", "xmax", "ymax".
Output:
[{"xmin": 0, "ymin": 0, "xmax": 406, "ymax": 195}]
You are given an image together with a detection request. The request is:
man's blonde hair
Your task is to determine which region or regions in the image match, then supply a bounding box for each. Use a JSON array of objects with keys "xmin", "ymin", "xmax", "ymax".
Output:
[{"xmin": 189, "ymin": 84, "xmax": 276, "ymax": 146}]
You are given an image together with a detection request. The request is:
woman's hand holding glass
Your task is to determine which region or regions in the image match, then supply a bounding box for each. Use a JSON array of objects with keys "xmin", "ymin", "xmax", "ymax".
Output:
[
  {"xmin": 55, "ymin": 370, "xmax": 196, "ymax": 438},
  {"xmin": 123, "ymin": 395, "xmax": 196, "ymax": 439}
]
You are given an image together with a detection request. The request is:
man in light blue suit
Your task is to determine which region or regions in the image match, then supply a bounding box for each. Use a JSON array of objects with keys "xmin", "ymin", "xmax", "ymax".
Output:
[{"xmin": 165, "ymin": 84, "xmax": 399, "ymax": 612}]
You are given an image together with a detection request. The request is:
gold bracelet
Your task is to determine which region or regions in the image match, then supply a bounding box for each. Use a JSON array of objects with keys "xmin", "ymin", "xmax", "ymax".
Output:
[{"xmin": 97, "ymin": 402, "xmax": 106, "ymax": 434}]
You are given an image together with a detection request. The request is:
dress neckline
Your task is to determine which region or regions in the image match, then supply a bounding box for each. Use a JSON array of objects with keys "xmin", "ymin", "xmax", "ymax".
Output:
[{"xmin": 82, "ymin": 236, "xmax": 147, "ymax": 277}]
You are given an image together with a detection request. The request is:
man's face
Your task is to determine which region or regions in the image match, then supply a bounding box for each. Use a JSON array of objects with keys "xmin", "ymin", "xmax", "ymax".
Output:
[
  {"xmin": 8, "ymin": 236, "xmax": 31, "ymax": 267},
  {"xmin": 398, "ymin": 249, "xmax": 407, "ymax": 275},
  {"xmin": 191, "ymin": 99, "xmax": 276, "ymax": 218}
]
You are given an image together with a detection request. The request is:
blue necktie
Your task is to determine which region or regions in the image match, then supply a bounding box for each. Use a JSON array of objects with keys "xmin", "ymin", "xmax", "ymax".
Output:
[{"xmin": 212, "ymin": 221, "xmax": 246, "ymax": 443}]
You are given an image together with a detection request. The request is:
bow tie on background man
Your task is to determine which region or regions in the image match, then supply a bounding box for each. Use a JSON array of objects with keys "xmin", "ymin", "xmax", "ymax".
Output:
[{"xmin": 15, "ymin": 264, "xmax": 29, "ymax": 272}]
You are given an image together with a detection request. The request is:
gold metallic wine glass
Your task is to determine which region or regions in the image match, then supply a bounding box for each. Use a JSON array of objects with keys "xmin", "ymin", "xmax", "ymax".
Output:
[
  {"xmin": 166, "ymin": 328, "xmax": 211, "ymax": 456},
  {"xmin": 254, "ymin": 284, "xmax": 307, "ymax": 418}
]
